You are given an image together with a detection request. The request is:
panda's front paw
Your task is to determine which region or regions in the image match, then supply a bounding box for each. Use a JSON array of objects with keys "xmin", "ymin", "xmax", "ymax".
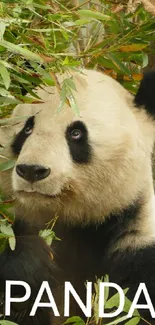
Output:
[{"xmin": 0, "ymin": 219, "xmax": 57, "ymax": 325}]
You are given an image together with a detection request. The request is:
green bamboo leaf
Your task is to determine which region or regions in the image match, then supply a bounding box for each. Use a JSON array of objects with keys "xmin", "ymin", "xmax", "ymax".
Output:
[
  {"xmin": 106, "ymin": 315, "xmax": 129, "ymax": 325},
  {"xmin": 142, "ymin": 53, "xmax": 148, "ymax": 68},
  {"xmin": 108, "ymin": 53, "xmax": 131, "ymax": 75},
  {"xmin": 64, "ymin": 78, "xmax": 77, "ymax": 91},
  {"xmin": 27, "ymin": 28, "xmax": 54, "ymax": 32},
  {"xmin": 0, "ymin": 231, "xmax": 16, "ymax": 251},
  {"xmin": 105, "ymin": 288, "xmax": 128, "ymax": 309},
  {"xmin": 74, "ymin": 19, "xmax": 91, "ymax": 26},
  {"xmin": 125, "ymin": 317, "xmax": 140, "ymax": 325},
  {"xmin": 0, "ymin": 60, "xmax": 13, "ymax": 69},
  {"xmin": 78, "ymin": 9, "xmax": 111, "ymax": 21},
  {"xmin": 39, "ymin": 229, "xmax": 60, "ymax": 246},
  {"xmin": 0, "ymin": 87, "xmax": 11, "ymax": 97},
  {"xmin": 0, "ymin": 321, "xmax": 18, "ymax": 325},
  {"xmin": 63, "ymin": 316, "xmax": 85, "ymax": 324},
  {"xmin": 0, "ymin": 224, "xmax": 14, "ymax": 236},
  {"xmin": 0, "ymin": 233, "xmax": 10, "ymax": 238},
  {"xmin": 105, "ymin": 292, "xmax": 121, "ymax": 309},
  {"xmin": 0, "ymin": 96, "xmax": 20, "ymax": 106},
  {"xmin": 124, "ymin": 296, "xmax": 140, "ymax": 316},
  {"xmin": 9, "ymin": 235, "xmax": 16, "ymax": 251},
  {"xmin": 0, "ymin": 224, "xmax": 16, "ymax": 251},
  {"xmin": 0, "ymin": 64, "xmax": 10, "ymax": 90},
  {"xmin": 0, "ymin": 40, "xmax": 44, "ymax": 63},
  {"xmin": 0, "ymin": 115, "xmax": 27, "ymax": 125},
  {"xmin": 96, "ymin": 57, "xmax": 117, "ymax": 70},
  {"xmin": 57, "ymin": 83, "xmax": 67, "ymax": 112},
  {"xmin": 0, "ymin": 22, "xmax": 6, "ymax": 40},
  {"xmin": 67, "ymin": 93, "xmax": 79, "ymax": 116},
  {"xmin": 0, "ymin": 203, "xmax": 13, "ymax": 210},
  {"xmin": 0, "ymin": 160, "xmax": 15, "ymax": 171}
]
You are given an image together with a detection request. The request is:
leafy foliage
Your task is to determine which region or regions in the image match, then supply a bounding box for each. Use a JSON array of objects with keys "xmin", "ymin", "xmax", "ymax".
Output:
[
  {"xmin": 0, "ymin": 0, "xmax": 155, "ymax": 118},
  {"xmin": 39, "ymin": 216, "xmax": 61, "ymax": 246},
  {"xmin": 0, "ymin": 321, "xmax": 19, "ymax": 325},
  {"xmin": 64, "ymin": 276, "xmax": 145, "ymax": 325},
  {"xmin": 0, "ymin": 0, "xmax": 155, "ymax": 324}
]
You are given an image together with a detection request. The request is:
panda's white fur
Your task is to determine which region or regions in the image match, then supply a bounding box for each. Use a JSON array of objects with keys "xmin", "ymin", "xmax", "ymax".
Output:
[{"xmin": 1, "ymin": 69, "xmax": 155, "ymax": 325}]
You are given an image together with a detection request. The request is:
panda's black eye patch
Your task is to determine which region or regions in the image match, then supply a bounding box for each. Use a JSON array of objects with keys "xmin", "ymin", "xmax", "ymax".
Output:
[
  {"xmin": 11, "ymin": 116, "xmax": 35, "ymax": 155},
  {"xmin": 66, "ymin": 121, "xmax": 91, "ymax": 164}
]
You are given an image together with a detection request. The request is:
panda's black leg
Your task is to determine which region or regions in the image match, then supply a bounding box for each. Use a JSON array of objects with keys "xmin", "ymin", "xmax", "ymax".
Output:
[{"xmin": 0, "ymin": 219, "xmax": 57, "ymax": 325}]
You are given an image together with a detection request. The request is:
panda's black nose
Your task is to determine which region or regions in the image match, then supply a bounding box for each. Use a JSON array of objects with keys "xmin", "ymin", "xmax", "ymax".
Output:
[{"xmin": 16, "ymin": 164, "xmax": 51, "ymax": 182}]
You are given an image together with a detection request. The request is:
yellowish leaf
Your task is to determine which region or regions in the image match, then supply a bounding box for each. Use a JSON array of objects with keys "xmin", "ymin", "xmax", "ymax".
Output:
[{"xmin": 119, "ymin": 44, "xmax": 148, "ymax": 52}]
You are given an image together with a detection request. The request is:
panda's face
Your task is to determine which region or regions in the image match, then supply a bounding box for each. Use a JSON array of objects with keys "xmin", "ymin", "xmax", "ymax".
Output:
[{"xmin": 10, "ymin": 70, "xmax": 154, "ymax": 224}]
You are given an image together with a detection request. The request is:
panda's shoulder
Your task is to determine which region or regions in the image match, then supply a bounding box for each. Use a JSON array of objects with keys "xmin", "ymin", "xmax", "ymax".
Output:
[
  {"xmin": 109, "ymin": 244, "xmax": 155, "ymax": 292},
  {"xmin": 135, "ymin": 71, "xmax": 155, "ymax": 118}
]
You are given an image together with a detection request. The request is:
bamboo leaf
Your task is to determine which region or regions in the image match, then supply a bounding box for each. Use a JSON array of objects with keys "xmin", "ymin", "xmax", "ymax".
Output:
[
  {"xmin": 0, "ymin": 87, "xmax": 11, "ymax": 96},
  {"xmin": 0, "ymin": 96, "xmax": 20, "ymax": 106},
  {"xmin": 119, "ymin": 44, "xmax": 148, "ymax": 52},
  {"xmin": 9, "ymin": 235, "xmax": 16, "ymax": 251},
  {"xmin": 0, "ymin": 160, "xmax": 15, "ymax": 171},
  {"xmin": 0, "ymin": 22, "xmax": 6, "ymax": 40},
  {"xmin": 0, "ymin": 224, "xmax": 16, "ymax": 251},
  {"xmin": 74, "ymin": 19, "xmax": 91, "ymax": 26},
  {"xmin": 125, "ymin": 317, "xmax": 140, "ymax": 325},
  {"xmin": 78, "ymin": 10, "xmax": 111, "ymax": 21},
  {"xmin": 63, "ymin": 316, "xmax": 85, "ymax": 324},
  {"xmin": 64, "ymin": 78, "xmax": 77, "ymax": 91},
  {"xmin": 0, "ymin": 224, "xmax": 14, "ymax": 236},
  {"xmin": 142, "ymin": 53, "xmax": 148, "ymax": 68},
  {"xmin": 0, "ymin": 40, "xmax": 44, "ymax": 63},
  {"xmin": 108, "ymin": 53, "xmax": 131, "ymax": 75},
  {"xmin": 0, "ymin": 64, "xmax": 10, "ymax": 90},
  {"xmin": 0, "ymin": 233, "xmax": 10, "ymax": 238},
  {"xmin": 0, "ymin": 321, "xmax": 18, "ymax": 325},
  {"xmin": 67, "ymin": 92, "xmax": 79, "ymax": 116},
  {"xmin": 106, "ymin": 315, "xmax": 129, "ymax": 325},
  {"xmin": 105, "ymin": 288, "xmax": 128, "ymax": 309}
]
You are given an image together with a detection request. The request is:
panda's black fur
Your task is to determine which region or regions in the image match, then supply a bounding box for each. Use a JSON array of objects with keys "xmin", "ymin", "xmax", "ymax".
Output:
[
  {"xmin": 11, "ymin": 116, "xmax": 35, "ymax": 155},
  {"xmin": 1, "ymin": 200, "xmax": 155, "ymax": 324},
  {"xmin": 0, "ymin": 220, "xmax": 57, "ymax": 325},
  {"xmin": 135, "ymin": 71, "xmax": 155, "ymax": 118},
  {"xmin": 1, "ymin": 70, "xmax": 155, "ymax": 325}
]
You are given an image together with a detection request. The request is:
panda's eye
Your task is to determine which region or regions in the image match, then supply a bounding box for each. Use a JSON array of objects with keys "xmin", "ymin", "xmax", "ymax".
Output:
[
  {"xmin": 25, "ymin": 125, "xmax": 33, "ymax": 135},
  {"xmin": 66, "ymin": 121, "xmax": 91, "ymax": 164},
  {"xmin": 70, "ymin": 129, "xmax": 82, "ymax": 140},
  {"xmin": 24, "ymin": 116, "xmax": 35, "ymax": 136},
  {"xmin": 11, "ymin": 116, "xmax": 35, "ymax": 155}
]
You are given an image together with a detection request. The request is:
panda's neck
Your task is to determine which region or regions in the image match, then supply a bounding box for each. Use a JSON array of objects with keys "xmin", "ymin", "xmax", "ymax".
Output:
[
  {"xmin": 52, "ymin": 201, "xmax": 140, "ymax": 280},
  {"xmin": 56, "ymin": 199, "xmax": 139, "ymax": 243},
  {"xmin": 55, "ymin": 193, "xmax": 155, "ymax": 259}
]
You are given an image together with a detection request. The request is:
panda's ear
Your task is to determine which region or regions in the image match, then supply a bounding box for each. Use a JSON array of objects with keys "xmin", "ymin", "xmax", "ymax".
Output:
[{"xmin": 135, "ymin": 71, "xmax": 155, "ymax": 118}]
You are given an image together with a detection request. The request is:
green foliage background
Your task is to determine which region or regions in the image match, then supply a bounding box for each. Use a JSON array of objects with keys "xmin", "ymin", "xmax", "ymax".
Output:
[
  {"xmin": 0, "ymin": 0, "xmax": 155, "ymax": 324},
  {"xmin": 0, "ymin": 0, "xmax": 155, "ymax": 119}
]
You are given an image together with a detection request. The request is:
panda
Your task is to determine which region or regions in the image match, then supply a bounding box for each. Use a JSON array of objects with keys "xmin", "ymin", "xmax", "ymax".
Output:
[{"xmin": 1, "ymin": 69, "xmax": 155, "ymax": 325}]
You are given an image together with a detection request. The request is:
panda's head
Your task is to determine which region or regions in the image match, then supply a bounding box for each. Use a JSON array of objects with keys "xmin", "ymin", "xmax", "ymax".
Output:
[{"xmin": 1, "ymin": 69, "xmax": 155, "ymax": 224}]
